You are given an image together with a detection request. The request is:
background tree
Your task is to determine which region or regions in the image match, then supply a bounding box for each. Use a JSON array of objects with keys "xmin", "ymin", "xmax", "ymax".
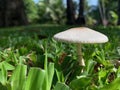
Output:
[
  {"xmin": 66, "ymin": 0, "xmax": 76, "ymax": 25},
  {"xmin": 0, "ymin": 0, "xmax": 28, "ymax": 27},
  {"xmin": 76, "ymin": 0, "xmax": 85, "ymax": 25},
  {"xmin": 86, "ymin": 0, "xmax": 117, "ymax": 26},
  {"xmin": 37, "ymin": 0, "xmax": 65, "ymax": 24},
  {"xmin": 84, "ymin": 1, "xmax": 97, "ymax": 26},
  {"xmin": 118, "ymin": 0, "xmax": 120, "ymax": 25},
  {"xmin": 24, "ymin": 0, "xmax": 38, "ymax": 23},
  {"xmin": 98, "ymin": 0, "xmax": 108, "ymax": 26}
]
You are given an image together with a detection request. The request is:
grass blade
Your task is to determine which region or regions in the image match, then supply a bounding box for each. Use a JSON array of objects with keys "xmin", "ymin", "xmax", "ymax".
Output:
[
  {"xmin": 9, "ymin": 64, "xmax": 27, "ymax": 90},
  {"xmin": 25, "ymin": 67, "xmax": 45, "ymax": 90}
]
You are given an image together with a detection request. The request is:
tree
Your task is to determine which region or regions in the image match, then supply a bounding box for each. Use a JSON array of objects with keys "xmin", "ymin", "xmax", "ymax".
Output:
[
  {"xmin": 37, "ymin": 0, "xmax": 65, "ymax": 24},
  {"xmin": 66, "ymin": 0, "xmax": 76, "ymax": 25},
  {"xmin": 24, "ymin": 0, "xmax": 38, "ymax": 23},
  {"xmin": 118, "ymin": 0, "xmax": 120, "ymax": 25},
  {"xmin": 98, "ymin": 0, "xmax": 107, "ymax": 26},
  {"xmin": 76, "ymin": 0, "xmax": 85, "ymax": 25},
  {"xmin": 0, "ymin": 0, "xmax": 28, "ymax": 27}
]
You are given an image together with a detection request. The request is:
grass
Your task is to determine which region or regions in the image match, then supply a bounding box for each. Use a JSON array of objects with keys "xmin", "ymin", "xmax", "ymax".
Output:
[
  {"xmin": 0, "ymin": 24, "xmax": 119, "ymax": 90},
  {"xmin": 0, "ymin": 24, "xmax": 120, "ymax": 37}
]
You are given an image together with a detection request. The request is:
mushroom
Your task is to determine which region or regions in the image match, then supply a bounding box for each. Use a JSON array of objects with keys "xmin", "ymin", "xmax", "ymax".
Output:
[{"xmin": 53, "ymin": 27, "xmax": 108, "ymax": 68}]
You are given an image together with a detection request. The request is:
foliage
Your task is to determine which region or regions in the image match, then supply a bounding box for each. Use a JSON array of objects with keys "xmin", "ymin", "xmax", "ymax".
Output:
[
  {"xmin": 54, "ymin": 82, "xmax": 71, "ymax": 90},
  {"xmin": 0, "ymin": 63, "xmax": 53, "ymax": 90},
  {"xmin": 22, "ymin": 0, "xmax": 119, "ymax": 26},
  {"xmin": 0, "ymin": 25, "xmax": 119, "ymax": 89},
  {"xmin": 109, "ymin": 11, "xmax": 118, "ymax": 25},
  {"xmin": 24, "ymin": 0, "xmax": 38, "ymax": 23},
  {"xmin": 86, "ymin": 0, "xmax": 118, "ymax": 26},
  {"xmin": 0, "ymin": 45, "xmax": 54, "ymax": 90},
  {"xmin": 37, "ymin": 0, "xmax": 66, "ymax": 24}
]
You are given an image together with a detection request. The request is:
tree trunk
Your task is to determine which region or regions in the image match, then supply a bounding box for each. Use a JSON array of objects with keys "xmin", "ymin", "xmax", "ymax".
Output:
[
  {"xmin": 0, "ymin": 0, "xmax": 28, "ymax": 27},
  {"xmin": 0, "ymin": 0, "xmax": 6, "ymax": 26},
  {"xmin": 98, "ymin": 0, "xmax": 108, "ymax": 26},
  {"xmin": 66, "ymin": 0, "xmax": 76, "ymax": 25},
  {"xmin": 76, "ymin": 0, "xmax": 85, "ymax": 25},
  {"xmin": 118, "ymin": 0, "xmax": 120, "ymax": 25}
]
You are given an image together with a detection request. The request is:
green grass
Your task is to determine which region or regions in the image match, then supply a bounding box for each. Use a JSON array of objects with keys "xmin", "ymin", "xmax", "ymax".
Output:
[
  {"xmin": 0, "ymin": 24, "xmax": 119, "ymax": 90},
  {"xmin": 0, "ymin": 24, "xmax": 120, "ymax": 38}
]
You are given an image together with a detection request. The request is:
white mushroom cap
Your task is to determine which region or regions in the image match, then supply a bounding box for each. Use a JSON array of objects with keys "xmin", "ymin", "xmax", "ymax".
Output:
[{"xmin": 54, "ymin": 27, "xmax": 108, "ymax": 44}]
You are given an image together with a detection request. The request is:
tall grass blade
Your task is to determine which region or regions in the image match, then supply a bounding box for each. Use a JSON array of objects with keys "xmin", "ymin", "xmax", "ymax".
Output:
[
  {"xmin": 9, "ymin": 64, "xmax": 27, "ymax": 90},
  {"xmin": 25, "ymin": 68, "xmax": 45, "ymax": 90}
]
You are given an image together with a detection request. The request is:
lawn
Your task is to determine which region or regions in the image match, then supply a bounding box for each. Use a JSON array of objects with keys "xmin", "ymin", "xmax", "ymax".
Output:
[{"xmin": 0, "ymin": 25, "xmax": 119, "ymax": 90}]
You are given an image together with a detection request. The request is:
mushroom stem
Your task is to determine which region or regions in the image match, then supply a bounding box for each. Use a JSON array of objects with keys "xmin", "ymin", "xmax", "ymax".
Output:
[{"xmin": 76, "ymin": 43, "xmax": 85, "ymax": 66}]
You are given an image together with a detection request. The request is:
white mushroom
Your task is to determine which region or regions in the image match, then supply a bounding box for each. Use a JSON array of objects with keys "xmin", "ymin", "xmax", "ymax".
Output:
[{"xmin": 53, "ymin": 27, "xmax": 108, "ymax": 68}]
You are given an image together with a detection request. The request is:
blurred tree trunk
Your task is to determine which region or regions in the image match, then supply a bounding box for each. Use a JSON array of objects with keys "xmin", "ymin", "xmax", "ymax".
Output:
[
  {"xmin": 66, "ymin": 0, "xmax": 76, "ymax": 25},
  {"xmin": 76, "ymin": 0, "xmax": 85, "ymax": 25},
  {"xmin": 118, "ymin": 0, "xmax": 120, "ymax": 25},
  {"xmin": 0, "ymin": 0, "xmax": 28, "ymax": 27},
  {"xmin": 98, "ymin": 0, "xmax": 108, "ymax": 26}
]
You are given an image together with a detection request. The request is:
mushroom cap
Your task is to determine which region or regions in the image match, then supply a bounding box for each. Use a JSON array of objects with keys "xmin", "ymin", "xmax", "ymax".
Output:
[{"xmin": 53, "ymin": 27, "xmax": 108, "ymax": 44}]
